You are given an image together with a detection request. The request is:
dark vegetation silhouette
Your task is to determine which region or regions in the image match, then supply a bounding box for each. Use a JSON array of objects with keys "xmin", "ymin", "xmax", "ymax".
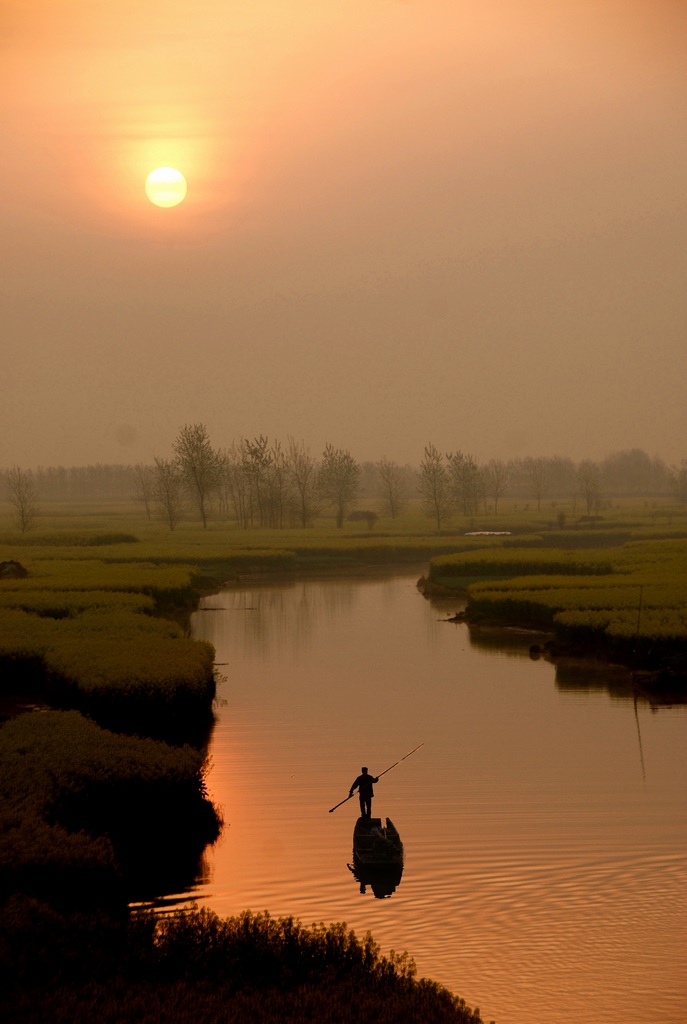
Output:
[{"xmin": 0, "ymin": 905, "xmax": 489, "ymax": 1023}]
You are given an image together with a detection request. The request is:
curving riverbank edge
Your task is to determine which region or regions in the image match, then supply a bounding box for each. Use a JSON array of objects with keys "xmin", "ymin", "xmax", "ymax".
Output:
[{"xmin": 416, "ymin": 573, "xmax": 687, "ymax": 696}]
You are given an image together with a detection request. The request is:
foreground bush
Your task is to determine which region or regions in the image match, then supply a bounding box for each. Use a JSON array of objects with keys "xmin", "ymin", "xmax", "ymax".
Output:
[{"xmin": 0, "ymin": 904, "xmax": 489, "ymax": 1024}]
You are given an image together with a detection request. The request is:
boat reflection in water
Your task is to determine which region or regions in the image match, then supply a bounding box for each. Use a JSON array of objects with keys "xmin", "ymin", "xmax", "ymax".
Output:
[{"xmin": 348, "ymin": 816, "xmax": 404, "ymax": 899}]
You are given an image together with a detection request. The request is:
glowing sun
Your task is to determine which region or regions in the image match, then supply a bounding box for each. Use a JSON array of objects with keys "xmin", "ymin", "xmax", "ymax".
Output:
[{"xmin": 145, "ymin": 167, "xmax": 187, "ymax": 208}]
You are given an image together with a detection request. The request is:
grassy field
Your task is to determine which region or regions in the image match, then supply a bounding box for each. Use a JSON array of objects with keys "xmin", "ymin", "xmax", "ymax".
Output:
[{"xmin": 2, "ymin": 497, "xmax": 686, "ymax": 720}]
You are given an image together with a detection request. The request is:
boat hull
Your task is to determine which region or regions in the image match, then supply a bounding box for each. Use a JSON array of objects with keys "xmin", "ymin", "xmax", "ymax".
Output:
[
  {"xmin": 350, "ymin": 817, "xmax": 404, "ymax": 898},
  {"xmin": 353, "ymin": 816, "xmax": 404, "ymax": 865}
]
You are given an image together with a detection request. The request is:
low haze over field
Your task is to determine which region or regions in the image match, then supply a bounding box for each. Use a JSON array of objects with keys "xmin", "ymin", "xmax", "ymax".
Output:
[{"xmin": 3, "ymin": 0, "xmax": 686, "ymax": 468}]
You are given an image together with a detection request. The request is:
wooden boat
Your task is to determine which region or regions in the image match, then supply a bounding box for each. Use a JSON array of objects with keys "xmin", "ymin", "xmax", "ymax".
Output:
[
  {"xmin": 353, "ymin": 816, "xmax": 404, "ymax": 866},
  {"xmin": 349, "ymin": 817, "xmax": 404, "ymax": 898}
]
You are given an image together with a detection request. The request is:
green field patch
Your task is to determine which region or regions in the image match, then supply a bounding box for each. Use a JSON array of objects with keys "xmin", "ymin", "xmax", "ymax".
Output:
[
  {"xmin": 0, "ymin": 558, "xmax": 197, "ymax": 599},
  {"xmin": 0, "ymin": 589, "xmax": 156, "ymax": 618},
  {"xmin": 430, "ymin": 548, "xmax": 614, "ymax": 581},
  {"xmin": 555, "ymin": 606, "xmax": 687, "ymax": 643},
  {"xmin": 0, "ymin": 603, "xmax": 184, "ymax": 656},
  {"xmin": 0, "ymin": 606, "xmax": 215, "ymax": 741},
  {"xmin": 47, "ymin": 631, "xmax": 213, "ymax": 683},
  {"xmin": 463, "ymin": 545, "xmax": 687, "ymax": 657}
]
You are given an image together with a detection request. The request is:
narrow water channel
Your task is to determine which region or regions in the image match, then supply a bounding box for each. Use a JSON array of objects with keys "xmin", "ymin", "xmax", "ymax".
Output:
[{"xmin": 184, "ymin": 570, "xmax": 686, "ymax": 1024}]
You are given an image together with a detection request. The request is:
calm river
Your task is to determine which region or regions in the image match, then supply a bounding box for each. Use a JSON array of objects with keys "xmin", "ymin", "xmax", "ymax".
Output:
[{"xmin": 184, "ymin": 569, "xmax": 686, "ymax": 1024}]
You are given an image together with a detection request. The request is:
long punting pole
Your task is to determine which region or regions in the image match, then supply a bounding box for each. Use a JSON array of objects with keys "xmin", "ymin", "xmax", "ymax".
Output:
[{"xmin": 328, "ymin": 742, "xmax": 424, "ymax": 813}]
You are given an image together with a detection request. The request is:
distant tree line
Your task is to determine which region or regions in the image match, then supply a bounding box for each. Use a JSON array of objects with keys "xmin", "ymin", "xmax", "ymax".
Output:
[
  {"xmin": 138, "ymin": 427, "xmax": 376, "ymax": 531},
  {"xmin": 25, "ymin": 463, "xmax": 138, "ymax": 502},
  {"xmin": 416, "ymin": 447, "xmax": 685, "ymax": 529},
  {"xmin": 3, "ymin": 436, "xmax": 687, "ymax": 533}
]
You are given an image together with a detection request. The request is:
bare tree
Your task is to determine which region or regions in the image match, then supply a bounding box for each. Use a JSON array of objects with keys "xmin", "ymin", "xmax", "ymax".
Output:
[
  {"xmin": 215, "ymin": 450, "xmax": 232, "ymax": 517},
  {"xmin": 237, "ymin": 436, "xmax": 290, "ymax": 528},
  {"xmin": 286, "ymin": 437, "xmax": 320, "ymax": 527},
  {"xmin": 376, "ymin": 457, "xmax": 410, "ymax": 519},
  {"xmin": 317, "ymin": 444, "xmax": 360, "ymax": 528},
  {"xmin": 152, "ymin": 457, "xmax": 185, "ymax": 531},
  {"xmin": 132, "ymin": 462, "xmax": 154, "ymax": 519},
  {"xmin": 220, "ymin": 444, "xmax": 250, "ymax": 527},
  {"xmin": 239, "ymin": 435, "xmax": 270, "ymax": 528},
  {"xmin": 418, "ymin": 443, "xmax": 453, "ymax": 530},
  {"xmin": 218, "ymin": 437, "xmax": 294, "ymax": 528},
  {"xmin": 483, "ymin": 458, "xmax": 511, "ymax": 515},
  {"xmin": 577, "ymin": 460, "xmax": 602, "ymax": 515},
  {"xmin": 522, "ymin": 457, "xmax": 550, "ymax": 511},
  {"xmin": 263, "ymin": 440, "xmax": 290, "ymax": 529},
  {"xmin": 446, "ymin": 450, "xmax": 481, "ymax": 516},
  {"xmin": 172, "ymin": 423, "xmax": 221, "ymax": 528},
  {"xmin": 4, "ymin": 465, "xmax": 40, "ymax": 533}
]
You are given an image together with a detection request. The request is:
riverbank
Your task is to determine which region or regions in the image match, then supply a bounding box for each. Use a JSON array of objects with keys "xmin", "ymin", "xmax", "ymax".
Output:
[{"xmin": 419, "ymin": 537, "xmax": 687, "ymax": 688}]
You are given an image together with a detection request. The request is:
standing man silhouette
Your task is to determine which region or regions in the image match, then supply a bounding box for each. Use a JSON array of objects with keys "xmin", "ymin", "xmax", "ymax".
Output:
[{"xmin": 349, "ymin": 766, "xmax": 379, "ymax": 818}]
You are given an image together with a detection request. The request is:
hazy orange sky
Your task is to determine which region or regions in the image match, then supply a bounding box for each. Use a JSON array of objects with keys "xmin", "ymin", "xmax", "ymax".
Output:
[{"xmin": 3, "ymin": 0, "xmax": 686, "ymax": 469}]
